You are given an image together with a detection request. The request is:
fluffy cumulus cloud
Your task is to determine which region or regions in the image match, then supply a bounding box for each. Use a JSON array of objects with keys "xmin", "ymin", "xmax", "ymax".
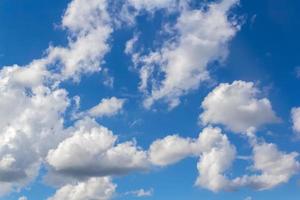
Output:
[
  {"xmin": 0, "ymin": 0, "xmax": 113, "ymax": 195},
  {"xmin": 149, "ymin": 126, "xmax": 300, "ymax": 192},
  {"xmin": 1, "ymin": 0, "xmax": 300, "ymax": 198},
  {"xmin": 149, "ymin": 135, "xmax": 195, "ymax": 166},
  {"xmin": 233, "ymin": 139, "xmax": 300, "ymax": 190},
  {"xmin": 149, "ymin": 127, "xmax": 237, "ymax": 192},
  {"xmin": 200, "ymin": 81, "xmax": 279, "ymax": 133},
  {"xmin": 46, "ymin": 0, "xmax": 112, "ymax": 80},
  {"xmin": 88, "ymin": 97, "xmax": 125, "ymax": 118},
  {"xmin": 291, "ymin": 107, "xmax": 300, "ymax": 135},
  {"xmin": 129, "ymin": 0, "xmax": 240, "ymax": 109},
  {"xmin": 48, "ymin": 177, "xmax": 116, "ymax": 200},
  {"xmin": 194, "ymin": 127, "xmax": 236, "ymax": 192},
  {"xmin": 0, "ymin": 62, "xmax": 70, "ymax": 195},
  {"xmin": 47, "ymin": 118, "xmax": 149, "ymax": 178},
  {"xmin": 250, "ymin": 142, "xmax": 299, "ymax": 189}
]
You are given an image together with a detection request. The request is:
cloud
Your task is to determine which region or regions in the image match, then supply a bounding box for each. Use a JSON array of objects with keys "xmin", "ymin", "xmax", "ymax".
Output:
[
  {"xmin": 0, "ymin": 3, "xmax": 244, "ymax": 196},
  {"xmin": 233, "ymin": 139, "xmax": 300, "ymax": 190},
  {"xmin": 128, "ymin": 0, "xmax": 239, "ymax": 109},
  {"xmin": 0, "ymin": 0, "xmax": 118, "ymax": 195},
  {"xmin": 126, "ymin": 188, "xmax": 154, "ymax": 197},
  {"xmin": 0, "ymin": 62, "xmax": 70, "ymax": 195},
  {"xmin": 1, "ymin": 0, "xmax": 299, "ymax": 198},
  {"xmin": 148, "ymin": 125, "xmax": 300, "ymax": 192},
  {"xmin": 127, "ymin": 0, "xmax": 175, "ymax": 11},
  {"xmin": 48, "ymin": 0, "xmax": 112, "ymax": 81},
  {"xmin": 116, "ymin": 0, "xmax": 178, "ymax": 26},
  {"xmin": 18, "ymin": 196, "xmax": 28, "ymax": 200},
  {"xmin": 47, "ymin": 26, "xmax": 111, "ymax": 81},
  {"xmin": 0, "ymin": 0, "xmax": 118, "ymax": 193},
  {"xmin": 47, "ymin": 177, "xmax": 116, "ymax": 200},
  {"xmin": 149, "ymin": 127, "xmax": 237, "ymax": 192},
  {"xmin": 251, "ymin": 142, "xmax": 299, "ymax": 189},
  {"xmin": 88, "ymin": 97, "xmax": 125, "ymax": 118},
  {"xmin": 291, "ymin": 107, "xmax": 300, "ymax": 135},
  {"xmin": 149, "ymin": 135, "xmax": 195, "ymax": 166},
  {"xmin": 46, "ymin": 118, "xmax": 149, "ymax": 178},
  {"xmin": 0, "ymin": 1, "xmax": 115, "ymax": 193},
  {"xmin": 200, "ymin": 81, "xmax": 279, "ymax": 133},
  {"xmin": 194, "ymin": 127, "xmax": 236, "ymax": 192}
]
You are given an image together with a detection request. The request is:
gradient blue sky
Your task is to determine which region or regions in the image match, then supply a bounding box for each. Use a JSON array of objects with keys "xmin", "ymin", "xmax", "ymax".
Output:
[{"xmin": 0, "ymin": 0, "xmax": 300, "ymax": 200}]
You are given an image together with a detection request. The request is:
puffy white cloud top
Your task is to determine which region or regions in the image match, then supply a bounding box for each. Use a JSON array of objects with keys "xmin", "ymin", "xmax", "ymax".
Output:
[
  {"xmin": 200, "ymin": 81, "xmax": 279, "ymax": 133},
  {"xmin": 48, "ymin": 177, "xmax": 116, "ymax": 200},
  {"xmin": 47, "ymin": 118, "xmax": 149, "ymax": 178}
]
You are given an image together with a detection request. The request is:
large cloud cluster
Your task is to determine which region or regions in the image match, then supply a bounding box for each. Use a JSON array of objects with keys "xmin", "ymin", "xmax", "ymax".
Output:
[
  {"xmin": 128, "ymin": 0, "xmax": 240, "ymax": 109},
  {"xmin": 0, "ymin": 0, "xmax": 299, "ymax": 199},
  {"xmin": 148, "ymin": 81, "xmax": 300, "ymax": 192}
]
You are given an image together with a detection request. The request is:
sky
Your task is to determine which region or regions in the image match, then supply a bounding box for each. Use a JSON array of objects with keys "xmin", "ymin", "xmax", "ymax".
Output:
[{"xmin": 0, "ymin": 0, "xmax": 300, "ymax": 200}]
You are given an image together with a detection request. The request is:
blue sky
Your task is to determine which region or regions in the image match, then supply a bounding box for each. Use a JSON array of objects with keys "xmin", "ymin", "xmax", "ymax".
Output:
[{"xmin": 0, "ymin": 0, "xmax": 300, "ymax": 200}]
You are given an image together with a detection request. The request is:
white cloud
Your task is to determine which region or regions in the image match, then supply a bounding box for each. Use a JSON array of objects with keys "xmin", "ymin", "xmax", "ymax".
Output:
[
  {"xmin": 0, "ymin": 0, "xmax": 117, "ymax": 193},
  {"xmin": 149, "ymin": 135, "xmax": 194, "ymax": 166},
  {"xmin": 195, "ymin": 127, "xmax": 236, "ymax": 192},
  {"xmin": 0, "ymin": 0, "xmax": 114, "ymax": 193},
  {"xmin": 233, "ymin": 141, "xmax": 300, "ymax": 190},
  {"xmin": 48, "ymin": 177, "xmax": 116, "ymax": 200},
  {"xmin": 125, "ymin": 33, "xmax": 139, "ymax": 55},
  {"xmin": 18, "ymin": 196, "xmax": 28, "ymax": 200},
  {"xmin": 128, "ymin": 0, "xmax": 175, "ymax": 11},
  {"xmin": 291, "ymin": 107, "xmax": 300, "ymax": 135},
  {"xmin": 47, "ymin": 118, "xmax": 149, "ymax": 178},
  {"xmin": 149, "ymin": 127, "xmax": 237, "ymax": 192},
  {"xmin": 0, "ymin": 0, "xmax": 175, "ymax": 197},
  {"xmin": 88, "ymin": 97, "xmax": 125, "ymax": 118},
  {"xmin": 148, "ymin": 125, "xmax": 300, "ymax": 192},
  {"xmin": 44, "ymin": 0, "xmax": 113, "ymax": 81},
  {"xmin": 251, "ymin": 143, "xmax": 299, "ymax": 189},
  {"xmin": 0, "ymin": 62, "xmax": 70, "ymax": 195},
  {"xmin": 1, "ymin": 0, "xmax": 299, "ymax": 198},
  {"xmin": 0, "ymin": 0, "xmax": 115, "ymax": 192},
  {"xmin": 47, "ymin": 27, "xmax": 111, "ymax": 81},
  {"xmin": 126, "ymin": 188, "xmax": 154, "ymax": 197},
  {"xmin": 61, "ymin": 0, "xmax": 110, "ymax": 34},
  {"xmin": 130, "ymin": 0, "xmax": 239, "ymax": 109},
  {"xmin": 200, "ymin": 81, "xmax": 279, "ymax": 133}
]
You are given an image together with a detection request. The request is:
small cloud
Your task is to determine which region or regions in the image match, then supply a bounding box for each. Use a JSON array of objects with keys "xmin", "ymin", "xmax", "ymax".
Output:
[
  {"xmin": 18, "ymin": 196, "xmax": 28, "ymax": 200},
  {"xmin": 102, "ymin": 68, "xmax": 114, "ymax": 88},
  {"xmin": 244, "ymin": 196, "xmax": 252, "ymax": 200},
  {"xmin": 88, "ymin": 97, "xmax": 125, "ymax": 118},
  {"xmin": 125, "ymin": 188, "xmax": 154, "ymax": 197}
]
